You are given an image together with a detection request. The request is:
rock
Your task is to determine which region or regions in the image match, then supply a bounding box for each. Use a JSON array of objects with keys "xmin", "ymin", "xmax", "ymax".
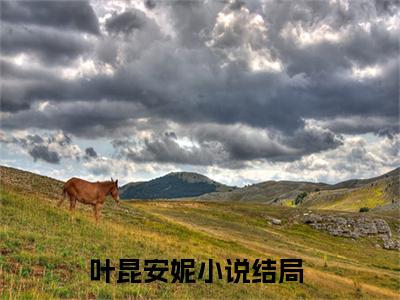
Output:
[
  {"xmin": 303, "ymin": 213, "xmax": 395, "ymax": 248},
  {"xmin": 374, "ymin": 219, "xmax": 391, "ymax": 237},
  {"xmin": 303, "ymin": 214, "xmax": 322, "ymax": 223},
  {"xmin": 335, "ymin": 217, "xmax": 347, "ymax": 225},
  {"xmin": 271, "ymin": 218, "xmax": 282, "ymax": 225},
  {"xmin": 383, "ymin": 238, "xmax": 400, "ymax": 250}
]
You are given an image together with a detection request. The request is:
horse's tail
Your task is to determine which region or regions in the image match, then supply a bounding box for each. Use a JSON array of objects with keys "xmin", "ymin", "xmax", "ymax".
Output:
[{"xmin": 58, "ymin": 185, "xmax": 68, "ymax": 207}]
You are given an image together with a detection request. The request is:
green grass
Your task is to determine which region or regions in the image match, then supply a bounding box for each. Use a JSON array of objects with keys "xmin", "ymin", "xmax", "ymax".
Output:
[
  {"xmin": 1, "ymin": 166, "xmax": 399, "ymax": 299},
  {"xmin": 282, "ymin": 199, "xmax": 295, "ymax": 207},
  {"xmin": 310, "ymin": 183, "xmax": 388, "ymax": 212}
]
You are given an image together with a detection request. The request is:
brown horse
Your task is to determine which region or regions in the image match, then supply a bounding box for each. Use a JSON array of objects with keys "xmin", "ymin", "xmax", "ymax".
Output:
[{"xmin": 58, "ymin": 177, "xmax": 120, "ymax": 222}]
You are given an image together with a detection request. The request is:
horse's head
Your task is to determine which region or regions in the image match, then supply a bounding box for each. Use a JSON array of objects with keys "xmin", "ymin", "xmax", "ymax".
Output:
[{"xmin": 110, "ymin": 178, "xmax": 120, "ymax": 205}]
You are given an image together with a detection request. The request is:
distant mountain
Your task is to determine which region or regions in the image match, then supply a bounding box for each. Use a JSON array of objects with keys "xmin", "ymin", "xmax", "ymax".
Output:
[
  {"xmin": 1, "ymin": 164, "xmax": 398, "ymax": 212},
  {"xmin": 199, "ymin": 180, "xmax": 328, "ymax": 203},
  {"xmin": 200, "ymin": 167, "xmax": 399, "ymax": 212},
  {"xmin": 120, "ymin": 172, "xmax": 236, "ymax": 200},
  {"xmin": 329, "ymin": 167, "xmax": 400, "ymax": 190},
  {"xmin": 303, "ymin": 168, "xmax": 399, "ymax": 212}
]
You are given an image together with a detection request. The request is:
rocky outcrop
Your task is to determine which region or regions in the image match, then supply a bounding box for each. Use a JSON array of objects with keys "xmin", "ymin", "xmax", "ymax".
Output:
[
  {"xmin": 303, "ymin": 213, "xmax": 399, "ymax": 250},
  {"xmin": 382, "ymin": 237, "xmax": 400, "ymax": 250}
]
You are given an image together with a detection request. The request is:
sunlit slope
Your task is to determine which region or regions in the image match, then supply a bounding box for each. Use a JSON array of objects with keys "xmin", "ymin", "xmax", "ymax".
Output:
[
  {"xmin": 199, "ymin": 180, "xmax": 327, "ymax": 203},
  {"xmin": 199, "ymin": 168, "xmax": 399, "ymax": 213},
  {"xmin": 0, "ymin": 166, "xmax": 399, "ymax": 299},
  {"xmin": 0, "ymin": 165, "xmax": 63, "ymax": 200},
  {"xmin": 303, "ymin": 173, "xmax": 399, "ymax": 212}
]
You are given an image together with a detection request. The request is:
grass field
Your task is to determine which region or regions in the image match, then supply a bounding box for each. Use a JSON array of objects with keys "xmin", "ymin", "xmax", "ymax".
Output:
[
  {"xmin": 304, "ymin": 178, "xmax": 397, "ymax": 212},
  {"xmin": 1, "ymin": 166, "xmax": 399, "ymax": 299}
]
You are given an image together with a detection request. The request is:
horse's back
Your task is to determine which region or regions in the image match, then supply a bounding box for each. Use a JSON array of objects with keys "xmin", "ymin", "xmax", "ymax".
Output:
[
  {"xmin": 65, "ymin": 177, "xmax": 92, "ymax": 185},
  {"xmin": 64, "ymin": 177, "xmax": 99, "ymax": 202},
  {"xmin": 64, "ymin": 177, "xmax": 94, "ymax": 192}
]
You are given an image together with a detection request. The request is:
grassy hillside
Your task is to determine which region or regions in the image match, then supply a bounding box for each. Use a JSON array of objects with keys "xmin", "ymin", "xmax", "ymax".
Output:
[
  {"xmin": 300, "ymin": 173, "xmax": 399, "ymax": 212},
  {"xmin": 199, "ymin": 168, "xmax": 399, "ymax": 213},
  {"xmin": 120, "ymin": 172, "xmax": 235, "ymax": 200},
  {"xmin": 0, "ymin": 166, "xmax": 63, "ymax": 200},
  {"xmin": 329, "ymin": 168, "xmax": 400, "ymax": 190},
  {"xmin": 199, "ymin": 181, "xmax": 327, "ymax": 203},
  {"xmin": 1, "ymin": 166, "xmax": 399, "ymax": 299}
]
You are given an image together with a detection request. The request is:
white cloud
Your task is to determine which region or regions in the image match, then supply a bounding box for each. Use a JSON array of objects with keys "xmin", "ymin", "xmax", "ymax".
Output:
[
  {"xmin": 281, "ymin": 22, "xmax": 344, "ymax": 47},
  {"xmin": 351, "ymin": 64, "xmax": 383, "ymax": 80},
  {"xmin": 207, "ymin": 5, "xmax": 282, "ymax": 72}
]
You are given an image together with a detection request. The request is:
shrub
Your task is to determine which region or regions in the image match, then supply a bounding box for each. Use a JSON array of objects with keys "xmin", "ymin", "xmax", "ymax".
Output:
[
  {"xmin": 359, "ymin": 207, "xmax": 369, "ymax": 212},
  {"xmin": 294, "ymin": 192, "xmax": 308, "ymax": 205}
]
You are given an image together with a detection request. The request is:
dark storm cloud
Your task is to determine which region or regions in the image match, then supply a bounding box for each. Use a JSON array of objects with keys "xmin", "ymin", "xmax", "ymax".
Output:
[
  {"xmin": 191, "ymin": 124, "xmax": 291, "ymax": 162},
  {"xmin": 378, "ymin": 128, "xmax": 399, "ymax": 140},
  {"xmin": 28, "ymin": 145, "xmax": 60, "ymax": 164},
  {"xmin": 259, "ymin": 0, "xmax": 399, "ymax": 73},
  {"xmin": 164, "ymin": 131, "xmax": 177, "ymax": 139},
  {"xmin": 165, "ymin": 0, "xmax": 225, "ymax": 47},
  {"xmin": 0, "ymin": 0, "xmax": 399, "ymax": 168},
  {"xmin": 317, "ymin": 115, "xmax": 399, "ymax": 137},
  {"xmin": 1, "ymin": 59, "xmax": 57, "ymax": 81},
  {"xmin": 26, "ymin": 134, "xmax": 44, "ymax": 145},
  {"xmin": 145, "ymin": 0, "xmax": 157, "ymax": 10},
  {"xmin": 1, "ymin": 86, "xmax": 31, "ymax": 112},
  {"xmin": 51, "ymin": 132, "xmax": 72, "ymax": 146},
  {"xmin": 105, "ymin": 9, "xmax": 148, "ymax": 35},
  {"xmin": 85, "ymin": 147, "xmax": 98, "ymax": 158},
  {"xmin": 281, "ymin": 126, "xmax": 343, "ymax": 156},
  {"xmin": 0, "ymin": 100, "xmax": 147, "ymax": 137},
  {"xmin": 0, "ymin": 24, "xmax": 92, "ymax": 65},
  {"xmin": 191, "ymin": 124, "xmax": 343, "ymax": 162},
  {"xmin": 2, "ymin": 1, "xmax": 396, "ymax": 129},
  {"xmin": 0, "ymin": 132, "xmax": 75, "ymax": 164},
  {"xmin": 229, "ymin": 1, "xmax": 245, "ymax": 11},
  {"xmin": 123, "ymin": 133, "xmax": 221, "ymax": 166},
  {"xmin": 374, "ymin": 0, "xmax": 400, "ymax": 15},
  {"xmin": 1, "ymin": 73, "xmax": 76, "ymax": 112},
  {"xmin": 279, "ymin": 23, "xmax": 399, "ymax": 78},
  {"xmin": 0, "ymin": 134, "xmax": 42, "ymax": 148},
  {"xmin": 114, "ymin": 123, "xmax": 343, "ymax": 167},
  {"xmin": 1, "ymin": 0, "xmax": 99, "ymax": 35}
]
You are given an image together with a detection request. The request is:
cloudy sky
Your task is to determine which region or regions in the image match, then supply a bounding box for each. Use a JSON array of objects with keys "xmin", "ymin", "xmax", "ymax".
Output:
[{"xmin": 0, "ymin": 0, "xmax": 399, "ymax": 186}]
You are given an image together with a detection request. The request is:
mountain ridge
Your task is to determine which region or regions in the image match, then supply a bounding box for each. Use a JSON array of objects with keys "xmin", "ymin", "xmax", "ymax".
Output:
[
  {"xmin": 199, "ymin": 167, "xmax": 399, "ymax": 212},
  {"xmin": 1, "ymin": 165, "xmax": 398, "ymax": 212},
  {"xmin": 120, "ymin": 171, "xmax": 236, "ymax": 200}
]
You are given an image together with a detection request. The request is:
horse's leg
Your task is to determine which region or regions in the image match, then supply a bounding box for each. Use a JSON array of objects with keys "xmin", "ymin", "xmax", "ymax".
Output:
[
  {"xmin": 57, "ymin": 197, "xmax": 64, "ymax": 208},
  {"xmin": 92, "ymin": 205, "xmax": 97, "ymax": 221},
  {"xmin": 69, "ymin": 196, "xmax": 77, "ymax": 212},
  {"xmin": 94, "ymin": 203, "xmax": 102, "ymax": 223},
  {"xmin": 57, "ymin": 189, "xmax": 67, "ymax": 207}
]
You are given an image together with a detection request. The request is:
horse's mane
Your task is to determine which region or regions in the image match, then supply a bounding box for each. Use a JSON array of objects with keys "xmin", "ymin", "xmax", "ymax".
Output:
[
  {"xmin": 96, "ymin": 180, "xmax": 114, "ymax": 184},
  {"xmin": 96, "ymin": 180, "xmax": 115, "ymax": 190}
]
